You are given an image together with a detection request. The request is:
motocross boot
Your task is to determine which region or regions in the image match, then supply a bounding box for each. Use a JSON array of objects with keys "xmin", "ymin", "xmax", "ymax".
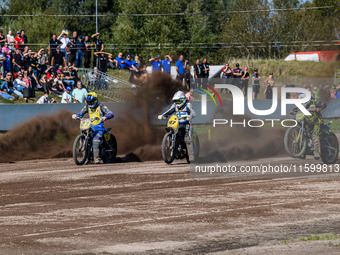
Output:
[
  {"xmin": 187, "ymin": 142, "xmax": 195, "ymax": 162},
  {"xmin": 313, "ymin": 140, "xmax": 320, "ymax": 160}
]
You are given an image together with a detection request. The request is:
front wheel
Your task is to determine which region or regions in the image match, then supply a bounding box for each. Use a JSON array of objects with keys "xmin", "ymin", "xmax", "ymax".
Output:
[
  {"xmin": 73, "ymin": 134, "xmax": 88, "ymax": 165},
  {"xmin": 162, "ymin": 132, "xmax": 176, "ymax": 164},
  {"xmin": 284, "ymin": 126, "xmax": 307, "ymax": 158},
  {"xmin": 321, "ymin": 132, "xmax": 339, "ymax": 164}
]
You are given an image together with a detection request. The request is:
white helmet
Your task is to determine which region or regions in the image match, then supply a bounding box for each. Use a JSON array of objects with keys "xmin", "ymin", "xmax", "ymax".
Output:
[{"xmin": 172, "ymin": 91, "xmax": 187, "ymax": 108}]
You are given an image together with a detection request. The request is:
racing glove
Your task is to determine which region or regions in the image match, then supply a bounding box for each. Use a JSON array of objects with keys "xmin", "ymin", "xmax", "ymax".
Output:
[
  {"xmin": 72, "ymin": 114, "xmax": 78, "ymax": 120},
  {"xmin": 101, "ymin": 117, "xmax": 107, "ymax": 122},
  {"xmin": 158, "ymin": 115, "xmax": 163, "ymax": 120},
  {"xmin": 186, "ymin": 115, "xmax": 192, "ymax": 121}
]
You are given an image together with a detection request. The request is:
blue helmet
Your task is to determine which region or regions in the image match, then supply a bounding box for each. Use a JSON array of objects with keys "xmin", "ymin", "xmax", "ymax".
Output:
[{"xmin": 86, "ymin": 92, "xmax": 99, "ymax": 109}]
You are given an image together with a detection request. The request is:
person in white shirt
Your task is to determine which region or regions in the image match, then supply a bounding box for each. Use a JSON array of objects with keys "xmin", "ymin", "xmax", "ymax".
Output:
[
  {"xmin": 61, "ymin": 86, "xmax": 72, "ymax": 103},
  {"xmin": 57, "ymin": 32, "xmax": 70, "ymax": 66},
  {"xmin": 36, "ymin": 91, "xmax": 51, "ymax": 104},
  {"xmin": 72, "ymin": 81, "xmax": 88, "ymax": 103}
]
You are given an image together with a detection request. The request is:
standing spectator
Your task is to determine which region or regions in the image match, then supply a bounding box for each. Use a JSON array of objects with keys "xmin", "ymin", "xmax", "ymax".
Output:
[
  {"xmin": 193, "ymin": 59, "xmax": 202, "ymax": 89},
  {"xmin": 12, "ymin": 48, "xmax": 23, "ymax": 74},
  {"xmin": 72, "ymin": 81, "xmax": 88, "ymax": 103},
  {"xmin": 20, "ymin": 30, "xmax": 28, "ymax": 47},
  {"xmin": 220, "ymin": 63, "xmax": 232, "ymax": 93},
  {"xmin": 14, "ymin": 31, "xmax": 24, "ymax": 51},
  {"xmin": 3, "ymin": 49, "xmax": 11, "ymax": 74},
  {"xmin": 37, "ymin": 48, "xmax": 48, "ymax": 80},
  {"xmin": 125, "ymin": 55, "xmax": 133, "ymax": 71},
  {"xmin": 241, "ymin": 66, "xmax": 250, "ymax": 96},
  {"xmin": 264, "ymin": 72, "xmax": 274, "ymax": 99},
  {"xmin": 94, "ymin": 52, "xmax": 108, "ymax": 73},
  {"xmin": 75, "ymin": 36, "xmax": 85, "ymax": 68},
  {"xmin": 232, "ymin": 63, "xmax": 242, "ymax": 88},
  {"xmin": 58, "ymin": 32, "xmax": 70, "ymax": 66},
  {"xmin": 91, "ymin": 32, "xmax": 104, "ymax": 67},
  {"xmin": 51, "ymin": 47, "xmax": 67, "ymax": 72},
  {"xmin": 72, "ymin": 31, "xmax": 78, "ymax": 41},
  {"xmin": 0, "ymin": 29, "xmax": 6, "ymax": 48},
  {"xmin": 2, "ymin": 42, "xmax": 11, "ymax": 54},
  {"xmin": 201, "ymin": 57, "xmax": 210, "ymax": 84},
  {"xmin": 149, "ymin": 55, "xmax": 161, "ymax": 72},
  {"xmin": 161, "ymin": 54, "xmax": 172, "ymax": 74},
  {"xmin": 6, "ymin": 29, "xmax": 15, "ymax": 51},
  {"xmin": 185, "ymin": 88, "xmax": 195, "ymax": 101},
  {"xmin": 83, "ymin": 35, "xmax": 92, "ymax": 68},
  {"xmin": 61, "ymin": 86, "xmax": 72, "ymax": 103},
  {"xmin": 116, "ymin": 52, "xmax": 126, "ymax": 69},
  {"xmin": 251, "ymin": 68, "xmax": 261, "ymax": 99},
  {"xmin": 176, "ymin": 55, "xmax": 185, "ymax": 84},
  {"xmin": 66, "ymin": 37, "xmax": 77, "ymax": 67},
  {"xmin": 48, "ymin": 34, "xmax": 61, "ymax": 65},
  {"xmin": 184, "ymin": 59, "xmax": 192, "ymax": 89},
  {"xmin": 0, "ymin": 49, "xmax": 6, "ymax": 76}
]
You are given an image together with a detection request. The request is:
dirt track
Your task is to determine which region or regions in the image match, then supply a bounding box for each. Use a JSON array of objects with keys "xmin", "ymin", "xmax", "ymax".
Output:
[{"xmin": 1, "ymin": 157, "xmax": 340, "ymax": 254}]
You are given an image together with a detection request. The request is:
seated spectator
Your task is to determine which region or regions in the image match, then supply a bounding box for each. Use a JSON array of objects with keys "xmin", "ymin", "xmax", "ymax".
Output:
[
  {"xmin": 67, "ymin": 65, "xmax": 79, "ymax": 83},
  {"xmin": 107, "ymin": 55, "xmax": 117, "ymax": 69},
  {"xmin": 132, "ymin": 55, "xmax": 141, "ymax": 71},
  {"xmin": 1, "ymin": 72, "xmax": 23, "ymax": 98},
  {"xmin": 36, "ymin": 91, "xmax": 56, "ymax": 104},
  {"xmin": 3, "ymin": 49, "xmax": 11, "ymax": 74},
  {"xmin": 330, "ymin": 88, "xmax": 337, "ymax": 99},
  {"xmin": 72, "ymin": 81, "xmax": 88, "ymax": 103},
  {"xmin": 61, "ymin": 86, "xmax": 72, "ymax": 103},
  {"xmin": 23, "ymin": 71, "xmax": 32, "ymax": 88},
  {"xmin": 125, "ymin": 55, "xmax": 133, "ymax": 71},
  {"xmin": 88, "ymin": 67, "xmax": 99, "ymax": 83},
  {"xmin": 116, "ymin": 52, "xmax": 126, "ymax": 69},
  {"xmin": 54, "ymin": 73, "xmax": 66, "ymax": 91},
  {"xmin": 40, "ymin": 74, "xmax": 48, "ymax": 92},
  {"xmin": 0, "ymin": 50, "xmax": 5, "ymax": 76},
  {"xmin": 185, "ymin": 89, "xmax": 195, "ymax": 101},
  {"xmin": 14, "ymin": 73, "xmax": 29, "ymax": 92},
  {"xmin": 47, "ymin": 73, "xmax": 63, "ymax": 96},
  {"xmin": 149, "ymin": 55, "xmax": 161, "ymax": 72},
  {"xmin": 2, "ymin": 42, "xmax": 11, "ymax": 54},
  {"xmin": 0, "ymin": 86, "xmax": 16, "ymax": 101},
  {"xmin": 27, "ymin": 66, "xmax": 39, "ymax": 89}
]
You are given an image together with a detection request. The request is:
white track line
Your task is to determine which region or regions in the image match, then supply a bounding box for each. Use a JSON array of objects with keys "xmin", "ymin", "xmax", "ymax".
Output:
[{"xmin": 21, "ymin": 197, "xmax": 334, "ymax": 238}]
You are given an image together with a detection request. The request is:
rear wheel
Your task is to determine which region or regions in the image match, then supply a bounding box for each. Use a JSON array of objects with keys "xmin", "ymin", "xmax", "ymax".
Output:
[
  {"xmin": 102, "ymin": 134, "xmax": 118, "ymax": 164},
  {"xmin": 162, "ymin": 132, "xmax": 176, "ymax": 164},
  {"xmin": 284, "ymin": 126, "xmax": 307, "ymax": 158},
  {"xmin": 73, "ymin": 134, "xmax": 88, "ymax": 165},
  {"xmin": 321, "ymin": 132, "xmax": 339, "ymax": 164}
]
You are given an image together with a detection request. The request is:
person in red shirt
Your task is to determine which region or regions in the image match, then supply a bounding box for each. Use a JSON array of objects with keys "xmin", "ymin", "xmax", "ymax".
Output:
[{"xmin": 14, "ymin": 31, "xmax": 24, "ymax": 51}]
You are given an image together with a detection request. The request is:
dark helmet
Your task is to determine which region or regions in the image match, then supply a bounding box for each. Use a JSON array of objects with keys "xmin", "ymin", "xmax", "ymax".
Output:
[{"xmin": 86, "ymin": 92, "xmax": 99, "ymax": 109}]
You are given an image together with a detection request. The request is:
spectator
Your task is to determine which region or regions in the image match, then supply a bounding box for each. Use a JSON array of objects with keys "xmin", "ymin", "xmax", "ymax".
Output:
[
  {"xmin": 14, "ymin": 73, "xmax": 29, "ymax": 92},
  {"xmin": 251, "ymin": 68, "xmax": 261, "ymax": 99},
  {"xmin": 3, "ymin": 49, "xmax": 11, "ymax": 74},
  {"xmin": 330, "ymin": 88, "xmax": 337, "ymax": 99},
  {"xmin": 51, "ymin": 46, "xmax": 67, "ymax": 72},
  {"xmin": 94, "ymin": 51, "xmax": 109, "ymax": 73},
  {"xmin": 336, "ymin": 85, "xmax": 340, "ymax": 98},
  {"xmin": 91, "ymin": 32, "xmax": 104, "ymax": 67},
  {"xmin": 39, "ymin": 74, "xmax": 48, "ymax": 92},
  {"xmin": 20, "ymin": 30, "xmax": 27, "ymax": 47},
  {"xmin": 66, "ymin": 37, "xmax": 77, "ymax": 67},
  {"xmin": 24, "ymin": 50, "xmax": 38, "ymax": 78},
  {"xmin": 1, "ymin": 72, "xmax": 23, "ymax": 98},
  {"xmin": 47, "ymin": 73, "xmax": 63, "ymax": 96},
  {"xmin": 185, "ymin": 88, "xmax": 195, "ymax": 101},
  {"xmin": 125, "ymin": 55, "xmax": 133, "ymax": 71},
  {"xmin": 57, "ymin": 32, "xmax": 70, "ymax": 66},
  {"xmin": 0, "ymin": 85, "xmax": 16, "ymax": 101},
  {"xmin": 6, "ymin": 29, "xmax": 15, "ymax": 51},
  {"xmin": 264, "ymin": 72, "xmax": 274, "ymax": 99},
  {"xmin": 184, "ymin": 58, "xmax": 191, "ymax": 89},
  {"xmin": 241, "ymin": 66, "xmax": 250, "ymax": 96},
  {"xmin": 37, "ymin": 48, "xmax": 48, "ymax": 80},
  {"xmin": 75, "ymin": 36, "xmax": 85, "ymax": 68},
  {"xmin": 23, "ymin": 70, "xmax": 32, "ymax": 88},
  {"xmin": 201, "ymin": 57, "xmax": 210, "ymax": 84},
  {"xmin": 220, "ymin": 63, "xmax": 232, "ymax": 93},
  {"xmin": 72, "ymin": 31, "xmax": 78, "ymax": 41},
  {"xmin": 72, "ymin": 81, "xmax": 88, "ymax": 103},
  {"xmin": 27, "ymin": 66, "xmax": 39, "ymax": 89},
  {"xmin": 88, "ymin": 67, "xmax": 99, "ymax": 84},
  {"xmin": 176, "ymin": 55, "xmax": 185, "ymax": 83},
  {"xmin": 116, "ymin": 52, "xmax": 126, "ymax": 69},
  {"xmin": 149, "ymin": 55, "xmax": 161, "ymax": 72},
  {"xmin": 14, "ymin": 30, "xmax": 24, "ymax": 51},
  {"xmin": 232, "ymin": 63, "xmax": 242, "ymax": 88},
  {"xmin": 193, "ymin": 59, "xmax": 202, "ymax": 89},
  {"xmin": 48, "ymin": 34, "xmax": 61, "ymax": 65},
  {"xmin": 36, "ymin": 91, "xmax": 52, "ymax": 104},
  {"xmin": 107, "ymin": 55, "xmax": 118, "ymax": 69},
  {"xmin": 12, "ymin": 48, "xmax": 23, "ymax": 74},
  {"xmin": 161, "ymin": 54, "xmax": 172, "ymax": 74},
  {"xmin": 132, "ymin": 56, "xmax": 140, "ymax": 70},
  {"xmin": 0, "ymin": 49, "xmax": 5, "ymax": 76},
  {"xmin": 2, "ymin": 42, "xmax": 11, "ymax": 54},
  {"xmin": 61, "ymin": 86, "xmax": 72, "ymax": 103},
  {"xmin": 0, "ymin": 29, "xmax": 6, "ymax": 48},
  {"xmin": 67, "ymin": 65, "xmax": 80, "ymax": 84},
  {"xmin": 83, "ymin": 35, "xmax": 93, "ymax": 68}
]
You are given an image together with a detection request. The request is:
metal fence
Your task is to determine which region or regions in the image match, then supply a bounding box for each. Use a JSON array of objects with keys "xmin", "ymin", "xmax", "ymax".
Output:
[{"xmin": 77, "ymin": 68, "xmax": 136, "ymax": 102}]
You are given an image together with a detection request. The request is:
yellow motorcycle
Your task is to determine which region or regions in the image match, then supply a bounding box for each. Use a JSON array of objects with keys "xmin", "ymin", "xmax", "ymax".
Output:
[{"xmin": 161, "ymin": 114, "xmax": 199, "ymax": 164}]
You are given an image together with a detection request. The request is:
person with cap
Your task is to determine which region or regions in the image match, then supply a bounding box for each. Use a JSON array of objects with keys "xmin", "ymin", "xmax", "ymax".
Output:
[
  {"xmin": 14, "ymin": 30, "xmax": 24, "ymax": 51},
  {"xmin": 251, "ymin": 68, "xmax": 261, "ymax": 99},
  {"xmin": 37, "ymin": 47, "xmax": 48, "ymax": 80},
  {"xmin": 75, "ymin": 36, "xmax": 85, "ymax": 68},
  {"xmin": 232, "ymin": 63, "xmax": 243, "ymax": 88},
  {"xmin": 61, "ymin": 86, "xmax": 73, "ymax": 103},
  {"xmin": 149, "ymin": 54, "xmax": 161, "ymax": 73},
  {"xmin": 125, "ymin": 55, "xmax": 133, "ymax": 71},
  {"xmin": 161, "ymin": 54, "xmax": 172, "ymax": 74},
  {"xmin": 57, "ymin": 31, "xmax": 70, "ymax": 66},
  {"xmin": 264, "ymin": 72, "xmax": 275, "ymax": 99}
]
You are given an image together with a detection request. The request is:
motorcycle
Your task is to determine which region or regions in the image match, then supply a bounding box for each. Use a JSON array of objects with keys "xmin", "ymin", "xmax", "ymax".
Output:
[
  {"xmin": 161, "ymin": 114, "xmax": 199, "ymax": 164},
  {"xmin": 73, "ymin": 117, "xmax": 117, "ymax": 165},
  {"xmin": 284, "ymin": 108, "xmax": 339, "ymax": 164}
]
